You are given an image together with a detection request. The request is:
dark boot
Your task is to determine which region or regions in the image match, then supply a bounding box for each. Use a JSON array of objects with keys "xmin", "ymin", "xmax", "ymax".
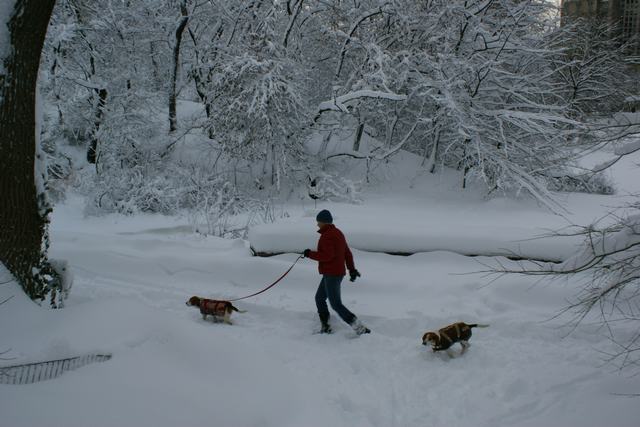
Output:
[
  {"xmin": 318, "ymin": 309, "xmax": 331, "ymax": 334},
  {"xmin": 320, "ymin": 322, "xmax": 333, "ymax": 334},
  {"xmin": 351, "ymin": 318, "xmax": 370, "ymax": 335}
]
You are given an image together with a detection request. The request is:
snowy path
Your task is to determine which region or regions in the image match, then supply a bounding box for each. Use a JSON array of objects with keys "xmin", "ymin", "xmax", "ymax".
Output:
[{"xmin": 2, "ymin": 203, "xmax": 639, "ymax": 427}]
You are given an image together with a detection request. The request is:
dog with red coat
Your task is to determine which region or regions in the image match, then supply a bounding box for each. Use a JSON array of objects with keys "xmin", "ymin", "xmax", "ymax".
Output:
[{"xmin": 304, "ymin": 210, "xmax": 370, "ymax": 335}]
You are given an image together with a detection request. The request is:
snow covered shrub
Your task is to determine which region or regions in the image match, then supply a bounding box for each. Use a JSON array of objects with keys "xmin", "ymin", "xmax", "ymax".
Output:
[
  {"xmin": 40, "ymin": 132, "xmax": 73, "ymax": 203},
  {"xmin": 48, "ymin": 259, "xmax": 73, "ymax": 308},
  {"xmin": 91, "ymin": 169, "xmax": 180, "ymax": 215},
  {"xmin": 307, "ymin": 173, "xmax": 361, "ymax": 204},
  {"xmin": 179, "ymin": 167, "xmax": 241, "ymax": 236},
  {"xmin": 557, "ymin": 209, "xmax": 640, "ymax": 372},
  {"xmin": 546, "ymin": 172, "xmax": 615, "ymax": 195},
  {"xmin": 497, "ymin": 200, "xmax": 640, "ymax": 372},
  {"xmin": 82, "ymin": 104, "xmax": 181, "ymax": 215}
]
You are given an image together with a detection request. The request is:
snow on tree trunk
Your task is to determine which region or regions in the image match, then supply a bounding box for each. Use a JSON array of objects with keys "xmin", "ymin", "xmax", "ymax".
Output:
[{"xmin": 0, "ymin": 0, "xmax": 62, "ymax": 305}]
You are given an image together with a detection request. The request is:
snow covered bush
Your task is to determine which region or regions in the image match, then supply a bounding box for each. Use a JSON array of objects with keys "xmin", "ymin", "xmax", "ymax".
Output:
[
  {"xmin": 559, "ymin": 210, "xmax": 640, "ymax": 371},
  {"xmin": 307, "ymin": 173, "xmax": 362, "ymax": 204},
  {"xmin": 178, "ymin": 165, "xmax": 246, "ymax": 237},
  {"xmin": 497, "ymin": 200, "xmax": 640, "ymax": 372},
  {"xmin": 90, "ymin": 169, "xmax": 180, "ymax": 215},
  {"xmin": 546, "ymin": 172, "xmax": 615, "ymax": 195}
]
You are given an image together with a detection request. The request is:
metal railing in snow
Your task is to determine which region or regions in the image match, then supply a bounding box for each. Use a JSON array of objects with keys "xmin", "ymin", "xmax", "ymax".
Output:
[{"xmin": 0, "ymin": 353, "xmax": 112, "ymax": 385}]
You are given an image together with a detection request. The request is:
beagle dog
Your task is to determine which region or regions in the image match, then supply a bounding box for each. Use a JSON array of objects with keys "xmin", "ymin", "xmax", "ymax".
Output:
[
  {"xmin": 422, "ymin": 322, "xmax": 489, "ymax": 356},
  {"xmin": 186, "ymin": 296, "xmax": 245, "ymax": 324}
]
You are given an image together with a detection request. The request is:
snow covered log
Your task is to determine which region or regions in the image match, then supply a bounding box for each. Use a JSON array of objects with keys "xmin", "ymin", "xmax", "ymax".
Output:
[{"xmin": 248, "ymin": 220, "xmax": 583, "ymax": 262}]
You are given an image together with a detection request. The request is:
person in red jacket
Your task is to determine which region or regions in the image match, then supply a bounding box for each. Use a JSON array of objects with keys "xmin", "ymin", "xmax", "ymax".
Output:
[{"xmin": 304, "ymin": 210, "xmax": 370, "ymax": 335}]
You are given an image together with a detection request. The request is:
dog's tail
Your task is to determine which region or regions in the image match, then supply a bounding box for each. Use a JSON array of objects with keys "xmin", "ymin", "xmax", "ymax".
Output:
[
  {"xmin": 231, "ymin": 305, "xmax": 247, "ymax": 313},
  {"xmin": 468, "ymin": 323, "xmax": 489, "ymax": 328}
]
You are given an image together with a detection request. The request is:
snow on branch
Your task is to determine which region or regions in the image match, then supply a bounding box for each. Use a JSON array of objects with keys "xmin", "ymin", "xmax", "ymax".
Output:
[
  {"xmin": 283, "ymin": 0, "xmax": 304, "ymax": 48},
  {"xmin": 614, "ymin": 139, "xmax": 640, "ymax": 157},
  {"xmin": 488, "ymin": 207, "xmax": 640, "ymax": 372},
  {"xmin": 335, "ymin": 4, "xmax": 388, "ymax": 78},
  {"xmin": 315, "ymin": 90, "xmax": 406, "ymax": 120},
  {"xmin": 588, "ymin": 138, "xmax": 640, "ymax": 174}
]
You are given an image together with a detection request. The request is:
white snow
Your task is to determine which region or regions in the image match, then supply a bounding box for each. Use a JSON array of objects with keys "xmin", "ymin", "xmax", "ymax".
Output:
[
  {"xmin": 1, "ymin": 198, "xmax": 639, "ymax": 426},
  {"xmin": 2, "ymin": 138, "xmax": 640, "ymax": 427}
]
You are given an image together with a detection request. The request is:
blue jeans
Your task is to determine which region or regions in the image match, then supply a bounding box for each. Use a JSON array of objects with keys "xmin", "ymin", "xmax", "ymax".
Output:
[{"xmin": 315, "ymin": 275, "xmax": 356, "ymax": 325}]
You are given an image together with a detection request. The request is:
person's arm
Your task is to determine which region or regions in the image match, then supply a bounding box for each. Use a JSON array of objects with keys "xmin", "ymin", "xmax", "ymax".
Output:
[
  {"xmin": 345, "ymin": 239, "xmax": 360, "ymax": 282},
  {"xmin": 345, "ymin": 244, "xmax": 355, "ymax": 271},
  {"xmin": 307, "ymin": 235, "xmax": 336, "ymax": 262}
]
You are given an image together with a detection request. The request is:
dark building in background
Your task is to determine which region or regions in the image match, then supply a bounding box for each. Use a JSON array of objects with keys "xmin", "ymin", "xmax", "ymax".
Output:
[{"xmin": 561, "ymin": 0, "xmax": 640, "ymax": 54}]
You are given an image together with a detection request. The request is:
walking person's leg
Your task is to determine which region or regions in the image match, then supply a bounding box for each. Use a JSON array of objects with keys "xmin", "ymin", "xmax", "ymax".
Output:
[
  {"xmin": 315, "ymin": 277, "xmax": 331, "ymax": 333},
  {"xmin": 324, "ymin": 275, "xmax": 370, "ymax": 334},
  {"xmin": 323, "ymin": 275, "xmax": 357, "ymax": 324}
]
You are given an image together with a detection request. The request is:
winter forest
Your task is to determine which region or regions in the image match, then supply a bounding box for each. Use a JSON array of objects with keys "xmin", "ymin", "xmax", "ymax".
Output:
[{"xmin": 1, "ymin": 0, "xmax": 640, "ymax": 426}]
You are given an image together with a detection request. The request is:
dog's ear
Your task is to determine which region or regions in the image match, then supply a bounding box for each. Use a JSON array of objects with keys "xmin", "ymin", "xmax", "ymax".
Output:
[{"xmin": 422, "ymin": 332, "xmax": 437, "ymax": 344}]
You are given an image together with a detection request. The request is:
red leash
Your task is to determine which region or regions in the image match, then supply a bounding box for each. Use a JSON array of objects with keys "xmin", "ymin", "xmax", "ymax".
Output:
[{"xmin": 228, "ymin": 255, "xmax": 303, "ymax": 302}]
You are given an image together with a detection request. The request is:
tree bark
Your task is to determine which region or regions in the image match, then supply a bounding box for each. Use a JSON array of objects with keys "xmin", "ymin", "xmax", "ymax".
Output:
[
  {"xmin": 353, "ymin": 122, "xmax": 364, "ymax": 152},
  {"xmin": 87, "ymin": 88, "xmax": 108, "ymax": 165},
  {"xmin": 0, "ymin": 0, "xmax": 60, "ymax": 303},
  {"xmin": 188, "ymin": 25, "xmax": 223, "ymax": 140},
  {"xmin": 169, "ymin": 2, "xmax": 189, "ymax": 133}
]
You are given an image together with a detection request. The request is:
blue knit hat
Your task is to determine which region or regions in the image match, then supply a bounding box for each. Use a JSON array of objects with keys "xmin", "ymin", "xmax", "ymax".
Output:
[{"xmin": 316, "ymin": 209, "xmax": 333, "ymax": 224}]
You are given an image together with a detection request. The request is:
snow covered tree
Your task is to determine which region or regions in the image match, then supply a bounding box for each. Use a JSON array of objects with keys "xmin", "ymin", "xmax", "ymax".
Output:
[
  {"xmin": 305, "ymin": 0, "xmax": 581, "ymax": 208},
  {"xmin": 202, "ymin": 1, "xmax": 311, "ymax": 190},
  {"xmin": 35, "ymin": 0, "xmax": 634, "ymax": 221},
  {"xmin": 548, "ymin": 19, "xmax": 634, "ymax": 118},
  {"xmin": 0, "ymin": 0, "xmax": 65, "ymax": 305},
  {"xmin": 44, "ymin": 0, "xmax": 172, "ymax": 168}
]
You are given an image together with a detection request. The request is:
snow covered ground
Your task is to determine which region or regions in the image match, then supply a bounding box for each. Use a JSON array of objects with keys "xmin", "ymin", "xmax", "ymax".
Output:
[{"xmin": 1, "ymin": 146, "xmax": 640, "ymax": 427}]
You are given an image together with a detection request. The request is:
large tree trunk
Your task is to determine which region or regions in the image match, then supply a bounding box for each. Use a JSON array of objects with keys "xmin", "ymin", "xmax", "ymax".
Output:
[
  {"xmin": 0, "ymin": 0, "xmax": 60, "ymax": 304},
  {"xmin": 168, "ymin": 1, "xmax": 189, "ymax": 133}
]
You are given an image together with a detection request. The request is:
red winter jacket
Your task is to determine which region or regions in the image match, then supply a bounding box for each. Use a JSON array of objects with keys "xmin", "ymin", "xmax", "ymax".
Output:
[{"xmin": 307, "ymin": 224, "xmax": 355, "ymax": 276}]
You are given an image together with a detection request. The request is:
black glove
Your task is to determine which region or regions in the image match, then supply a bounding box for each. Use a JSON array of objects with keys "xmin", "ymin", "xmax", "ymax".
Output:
[
  {"xmin": 349, "ymin": 269, "xmax": 361, "ymax": 282},
  {"xmin": 303, "ymin": 249, "xmax": 311, "ymax": 258}
]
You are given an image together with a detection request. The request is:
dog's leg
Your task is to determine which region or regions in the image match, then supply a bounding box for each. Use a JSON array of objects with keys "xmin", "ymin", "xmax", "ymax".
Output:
[
  {"xmin": 460, "ymin": 341, "xmax": 470, "ymax": 354},
  {"xmin": 446, "ymin": 349, "xmax": 455, "ymax": 359},
  {"xmin": 223, "ymin": 311, "xmax": 233, "ymax": 325},
  {"xmin": 202, "ymin": 313, "xmax": 207, "ymax": 321}
]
